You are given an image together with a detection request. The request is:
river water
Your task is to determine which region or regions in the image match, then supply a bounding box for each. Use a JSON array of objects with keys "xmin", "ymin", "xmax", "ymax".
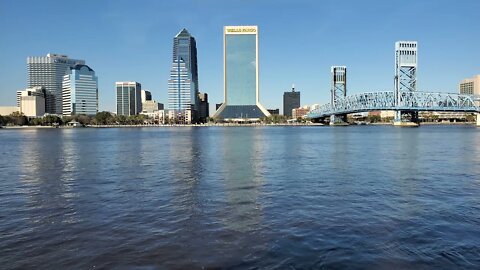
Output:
[{"xmin": 1, "ymin": 126, "xmax": 479, "ymax": 269}]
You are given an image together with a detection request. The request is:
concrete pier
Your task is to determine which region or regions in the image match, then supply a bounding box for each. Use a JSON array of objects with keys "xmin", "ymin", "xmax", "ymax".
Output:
[{"xmin": 477, "ymin": 113, "xmax": 480, "ymax": 127}]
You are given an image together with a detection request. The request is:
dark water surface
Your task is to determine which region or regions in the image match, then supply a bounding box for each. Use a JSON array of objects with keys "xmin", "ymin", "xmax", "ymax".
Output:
[{"xmin": 1, "ymin": 126, "xmax": 480, "ymax": 269}]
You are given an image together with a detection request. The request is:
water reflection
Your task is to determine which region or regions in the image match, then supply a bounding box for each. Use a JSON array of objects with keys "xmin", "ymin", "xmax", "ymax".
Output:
[
  {"xmin": 220, "ymin": 127, "xmax": 264, "ymax": 232},
  {"xmin": 19, "ymin": 129, "xmax": 79, "ymax": 224}
]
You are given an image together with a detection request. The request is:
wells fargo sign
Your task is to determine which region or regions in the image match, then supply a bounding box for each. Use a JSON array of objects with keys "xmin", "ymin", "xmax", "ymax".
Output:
[{"xmin": 226, "ymin": 27, "xmax": 257, "ymax": 33}]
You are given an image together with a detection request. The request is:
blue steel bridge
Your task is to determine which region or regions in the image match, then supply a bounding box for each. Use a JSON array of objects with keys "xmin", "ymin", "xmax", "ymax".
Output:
[
  {"xmin": 307, "ymin": 41, "xmax": 480, "ymax": 124},
  {"xmin": 307, "ymin": 90, "xmax": 480, "ymax": 119}
]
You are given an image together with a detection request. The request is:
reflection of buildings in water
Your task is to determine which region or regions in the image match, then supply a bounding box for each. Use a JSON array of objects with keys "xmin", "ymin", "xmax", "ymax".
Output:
[
  {"xmin": 473, "ymin": 133, "xmax": 480, "ymax": 177},
  {"xmin": 19, "ymin": 129, "xmax": 80, "ymax": 226},
  {"xmin": 220, "ymin": 127, "xmax": 264, "ymax": 233},
  {"xmin": 167, "ymin": 127, "xmax": 202, "ymax": 219}
]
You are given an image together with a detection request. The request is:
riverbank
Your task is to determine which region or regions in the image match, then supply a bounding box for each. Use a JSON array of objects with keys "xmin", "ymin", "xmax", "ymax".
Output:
[{"xmin": 1, "ymin": 121, "xmax": 477, "ymax": 129}]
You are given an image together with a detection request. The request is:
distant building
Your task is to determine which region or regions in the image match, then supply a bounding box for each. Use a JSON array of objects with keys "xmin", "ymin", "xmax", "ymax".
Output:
[
  {"xmin": 116, "ymin": 82, "xmax": 142, "ymax": 116},
  {"xmin": 267, "ymin": 109, "xmax": 279, "ymax": 115},
  {"xmin": 168, "ymin": 28, "xmax": 200, "ymax": 123},
  {"xmin": 214, "ymin": 26, "xmax": 270, "ymax": 120},
  {"xmin": 198, "ymin": 92, "xmax": 209, "ymax": 122},
  {"xmin": 18, "ymin": 86, "xmax": 46, "ymax": 117},
  {"xmin": 0, "ymin": 106, "xmax": 19, "ymax": 116},
  {"xmin": 292, "ymin": 106, "xmax": 310, "ymax": 119},
  {"xmin": 141, "ymin": 90, "xmax": 152, "ymax": 103},
  {"xmin": 62, "ymin": 65, "xmax": 98, "ymax": 116},
  {"xmin": 459, "ymin": 75, "xmax": 480, "ymax": 95},
  {"xmin": 142, "ymin": 100, "xmax": 164, "ymax": 113},
  {"xmin": 283, "ymin": 84, "xmax": 300, "ymax": 117},
  {"xmin": 27, "ymin": 53, "xmax": 85, "ymax": 114},
  {"xmin": 216, "ymin": 103, "xmax": 223, "ymax": 110}
]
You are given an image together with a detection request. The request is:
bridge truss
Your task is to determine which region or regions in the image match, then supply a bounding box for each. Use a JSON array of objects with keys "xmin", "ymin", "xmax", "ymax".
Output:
[{"xmin": 308, "ymin": 91, "xmax": 479, "ymax": 119}]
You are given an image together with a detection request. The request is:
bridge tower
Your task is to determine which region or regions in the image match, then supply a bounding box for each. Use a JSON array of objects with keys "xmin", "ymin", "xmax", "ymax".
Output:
[
  {"xmin": 330, "ymin": 66, "xmax": 347, "ymax": 125},
  {"xmin": 394, "ymin": 41, "xmax": 418, "ymax": 124}
]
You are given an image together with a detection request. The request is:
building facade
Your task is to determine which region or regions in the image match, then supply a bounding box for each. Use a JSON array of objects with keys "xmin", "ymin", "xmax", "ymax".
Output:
[
  {"xmin": 283, "ymin": 84, "xmax": 300, "ymax": 117},
  {"xmin": 214, "ymin": 26, "xmax": 270, "ymax": 120},
  {"xmin": 27, "ymin": 53, "xmax": 85, "ymax": 114},
  {"xmin": 292, "ymin": 106, "xmax": 310, "ymax": 119},
  {"xmin": 459, "ymin": 75, "xmax": 480, "ymax": 95},
  {"xmin": 141, "ymin": 90, "xmax": 152, "ymax": 103},
  {"xmin": 0, "ymin": 106, "xmax": 19, "ymax": 116},
  {"xmin": 168, "ymin": 28, "xmax": 199, "ymax": 122},
  {"xmin": 142, "ymin": 100, "xmax": 164, "ymax": 113},
  {"xmin": 18, "ymin": 86, "xmax": 46, "ymax": 117},
  {"xmin": 62, "ymin": 65, "xmax": 98, "ymax": 116},
  {"xmin": 116, "ymin": 82, "xmax": 142, "ymax": 116},
  {"xmin": 198, "ymin": 92, "xmax": 209, "ymax": 123}
]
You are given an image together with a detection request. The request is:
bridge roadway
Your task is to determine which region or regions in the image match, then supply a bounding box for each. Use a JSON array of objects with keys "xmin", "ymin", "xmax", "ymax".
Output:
[{"xmin": 307, "ymin": 91, "xmax": 480, "ymax": 121}]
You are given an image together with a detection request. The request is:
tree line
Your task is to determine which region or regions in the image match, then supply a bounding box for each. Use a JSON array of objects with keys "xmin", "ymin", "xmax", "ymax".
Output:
[{"xmin": 0, "ymin": 111, "xmax": 153, "ymax": 127}]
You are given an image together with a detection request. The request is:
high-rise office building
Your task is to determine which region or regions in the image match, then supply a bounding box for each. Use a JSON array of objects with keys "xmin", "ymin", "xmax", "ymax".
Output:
[
  {"xmin": 168, "ymin": 28, "xmax": 199, "ymax": 122},
  {"xmin": 27, "ymin": 53, "xmax": 85, "ymax": 114},
  {"xmin": 198, "ymin": 92, "xmax": 209, "ymax": 123},
  {"xmin": 283, "ymin": 84, "xmax": 300, "ymax": 117},
  {"xmin": 459, "ymin": 75, "xmax": 480, "ymax": 95},
  {"xmin": 116, "ymin": 82, "xmax": 142, "ymax": 116},
  {"xmin": 214, "ymin": 26, "xmax": 270, "ymax": 120},
  {"xmin": 62, "ymin": 65, "xmax": 98, "ymax": 116}
]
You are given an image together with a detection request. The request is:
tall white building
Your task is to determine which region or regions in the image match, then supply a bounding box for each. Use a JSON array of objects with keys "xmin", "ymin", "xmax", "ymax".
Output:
[
  {"xmin": 27, "ymin": 53, "xmax": 85, "ymax": 114},
  {"xmin": 62, "ymin": 65, "xmax": 98, "ymax": 116}
]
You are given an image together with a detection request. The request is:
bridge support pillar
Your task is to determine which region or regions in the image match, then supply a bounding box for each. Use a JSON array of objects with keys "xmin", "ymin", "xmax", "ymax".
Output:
[
  {"xmin": 393, "ymin": 110, "xmax": 419, "ymax": 127},
  {"xmin": 477, "ymin": 113, "xmax": 480, "ymax": 127},
  {"xmin": 330, "ymin": 115, "xmax": 348, "ymax": 126}
]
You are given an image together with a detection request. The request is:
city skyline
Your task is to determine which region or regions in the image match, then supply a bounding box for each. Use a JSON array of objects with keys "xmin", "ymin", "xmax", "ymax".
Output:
[{"xmin": 1, "ymin": 0, "xmax": 479, "ymax": 114}]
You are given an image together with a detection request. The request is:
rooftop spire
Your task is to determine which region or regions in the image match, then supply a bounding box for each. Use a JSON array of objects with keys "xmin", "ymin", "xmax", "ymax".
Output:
[{"xmin": 175, "ymin": 28, "xmax": 191, "ymax": 38}]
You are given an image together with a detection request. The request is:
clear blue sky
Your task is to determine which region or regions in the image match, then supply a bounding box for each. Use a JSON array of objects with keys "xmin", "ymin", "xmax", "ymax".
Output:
[{"xmin": 1, "ymin": 0, "xmax": 479, "ymax": 113}]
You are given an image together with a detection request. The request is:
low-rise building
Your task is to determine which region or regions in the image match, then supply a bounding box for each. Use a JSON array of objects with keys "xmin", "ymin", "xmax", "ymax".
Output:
[
  {"xmin": 292, "ymin": 106, "xmax": 310, "ymax": 119},
  {"xmin": 0, "ymin": 106, "xmax": 19, "ymax": 116},
  {"xmin": 141, "ymin": 100, "xmax": 164, "ymax": 114},
  {"xmin": 17, "ymin": 86, "xmax": 46, "ymax": 117}
]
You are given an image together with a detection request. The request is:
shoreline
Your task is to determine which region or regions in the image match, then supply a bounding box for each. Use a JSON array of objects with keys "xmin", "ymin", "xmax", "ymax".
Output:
[{"xmin": 1, "ymin": 122, "xmax": 478, "ymax": 129}]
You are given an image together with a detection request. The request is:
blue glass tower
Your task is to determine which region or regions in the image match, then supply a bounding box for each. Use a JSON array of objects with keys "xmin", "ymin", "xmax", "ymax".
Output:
[
  {"xmin": 168, "ymin": 28, "xmax": 199, "ymax": 121},
  {"xmin": 214, "ymin": 26, "xmax": 270, "ymax": 120}
]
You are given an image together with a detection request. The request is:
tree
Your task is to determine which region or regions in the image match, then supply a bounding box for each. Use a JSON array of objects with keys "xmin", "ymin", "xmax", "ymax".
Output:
[
  {"xmin": 94, "ymin": 111, "xmax": 113, "ymax": 125},
  {"xmin": 9, "ymin": 112, "xmax": 28, "ymax": 126}
]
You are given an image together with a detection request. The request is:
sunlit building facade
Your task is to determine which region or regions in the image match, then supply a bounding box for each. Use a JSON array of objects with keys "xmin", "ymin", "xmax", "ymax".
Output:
[
  {"xmin": 168, "ymin": 28, "xmax": 199, "ymax": 122},
  {"xmin": 214, "ymin": 26, "xmax": 270, "ymax": 120},
  {"xmin": 62, "ymin": 65, "xmax": 98, "ymax": 116},
  {"xmin": 27, "ymin": 53, "xmax": 85, "ymax": 114},
  {"xmin": 116, "ymin": 81, "xmax": 142, "ymax": 116}
]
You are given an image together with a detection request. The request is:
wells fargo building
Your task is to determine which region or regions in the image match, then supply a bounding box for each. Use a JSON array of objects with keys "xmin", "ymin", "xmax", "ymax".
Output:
[{"xmin": 214, "ymin": 26, "xmax": 270, "ymax": 120}]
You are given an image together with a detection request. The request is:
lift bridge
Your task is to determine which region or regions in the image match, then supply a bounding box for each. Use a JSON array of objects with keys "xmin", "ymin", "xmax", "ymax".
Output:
[{"xmin": 307, "ymin": 41, "xmax": 480, "ymax": 125}]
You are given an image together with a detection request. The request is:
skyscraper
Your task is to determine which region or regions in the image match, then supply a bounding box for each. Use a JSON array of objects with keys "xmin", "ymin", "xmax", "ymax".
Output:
[
  {"xmin": 62, "ymin": 65, "xmax": 98, "ymax": 116},
  {"xmin": 283, "ymin": 84, "xmax": 300, "ymax": 117},
  {"xmin": 116, "ymin": 82, "xmax": 142, "ymax": 116},
  {"xmin": 214, "ymin": 26, "xmax": 270, "ymax": 120},
  {"xmin": 27, "ymin": 54, "xmax": 85, "ymax": 114},
  {"xmin": 168, "ymin": 28, "xmax": 199, "ymax": 122}
]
